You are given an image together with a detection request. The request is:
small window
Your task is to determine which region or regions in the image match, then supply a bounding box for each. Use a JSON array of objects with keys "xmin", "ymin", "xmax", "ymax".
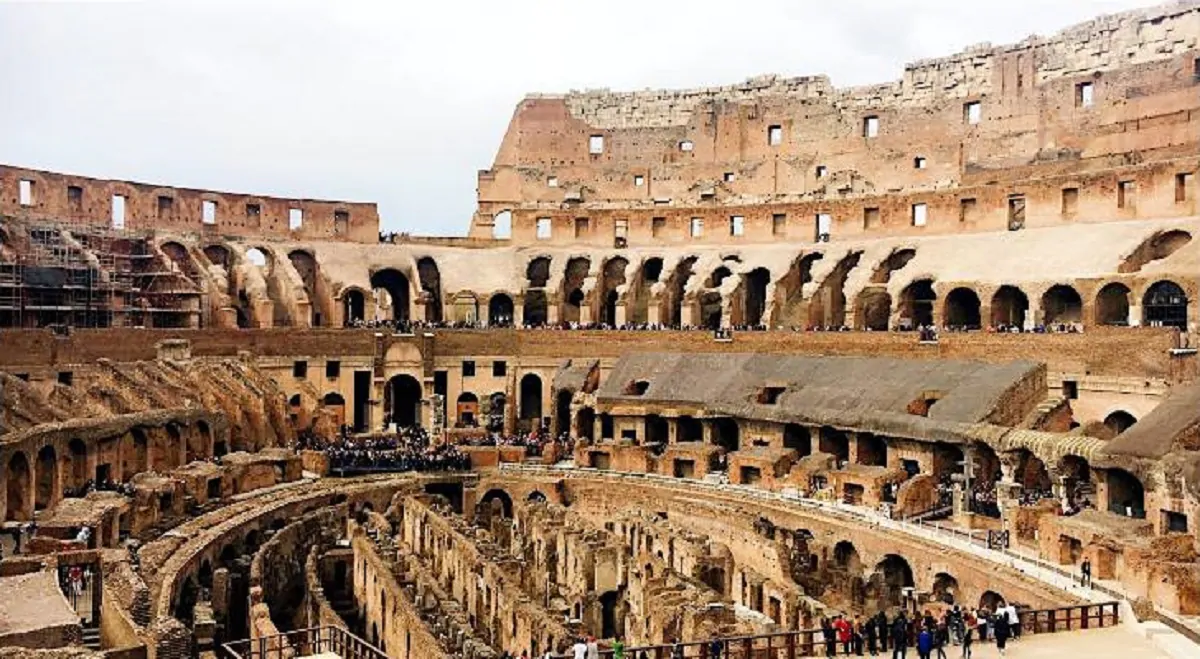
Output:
[
  {"xmin": 1118, "ymin": 180, "xmax": 1136, "ymax": 209},
  {"xmin": 334, "ymin": 210, "xmax": 350, "ymax": 232},
  {"xmin": 293, "ymin": 361, "xmax": 308, "ymax": 379},
  {"xmin": 202, "ymin": 200, "xmax": 217, "ymax": 225},
  {"xmin": 815, "ymin": 213, "xmax": 832, "ymax": 241},
  {"xmin": 911, "ymin": 203, "xmax": 928, "ymax": 227},
  {"xmin": 863, "ymin": 207, "xmax": 880, "ymax": 229},
  {"xmin": 1194, "ymin": 57, "xmax": 1200, "ymax": 81},
  {"xmin": 536, "ymin": 217, "xmax": 552, "ymax": 240},
  {"xmin": 771, "ymin": 214, "xmax": 786, "ymax": 237},
  {"xmin": 913, "ymin": 157, "xmax": 927, "ymax": 169},
  {"xmin": 111, "ymin": 195, "xmax": 126, "ymax": 229},
  {"xmin": 729, "ymin": 216, "xmax": 744, "ymax": 237},
  {"xmin": 679, "ymin": 140, "xmax": 694, "ymax": 152},
  {"xmin": 1076, "ymin": 82, "xmax": 1095, "ymax": 108},
  {"xmin": 492, "ymin": 361, "xmax": 507, "ymax": 377},
  {"xmin": 1062, "ymin": 187, "xmax": 1079, "ymax": 217},
  {"xmin": 1175, "ymin": 173, "xmax": 1193, "ymax": 203},
  {"xmin": 57, "ymin": 371, "xmax": 73, "ymax": 386},
  {"xmin": 547, "ymin": 176, "xmax": 558, "ymax": 187},
  {"xmin": 462, "ymin": 360, "xmax": 476, "ymax": 377},
  {"xmin": 1164, "ymin": 510, "xmax": 1189, "ymax": 534},
  {"xmin": 723, "ymin": 172, "xmax": 735, "ymax": 183},
  {"xmin": 862, "ymin": 116, "xmax": 879, "ymax": 138},
  {"xmin": 326, "ymin": 361, "xmax": 341, "ymax": 378},
  {"xmin": 757, "ymin": 386, "xmax": 785, "ymax": 404},
  {"xmin": 815, "ymin": 165, "xmax": 828, "ymax": 179},
  {"xmin": 67, "ymin": 186, "xmax": 83, "ymax": 208},
  {"xmin": 1062, "ymin": 380, "xmax": 1078, "ymax": 400},
  {"xmin": 158, "ymin": 196, "xmax": 174, "ymax": 218},
  {"xmin": 624, "ymin": 380, "xmax": 650, "ymax": 396},
  {"xmin": 18, "ymin": 180, "xmax": 33, "ymax": 206},
  {"xmin": 652, "ymin": 217, "xmax": 666, "ymax": 238},
  {"xmin": 245, "ymin": 203, "xmax": 261, "ymax": 218},
  {"xmin": 960, "ymin": 198, "xmax": 977, "ymax": 222},
  {"xmin": 690, "ymin": 217, "xmax": 703, "ymax": 238},
  {"xmin": 615, "ymin": 218, "xmax": 629, "ymax": 239},
  {"xmin": 768, "ymin": 125, "xmax": 783, "ymax": 146},
  {"xmin": 1008, "ymin": 195, "xmax": 1026, "ymax": 231},
  {"xmin": 588, "ymin": 135, "xmax": 604, "ymax": 155},
  {"xmin": 289, "ymin": 208, "xmax": 304, "ymax": 230},
  {"xmin": 634, "ymin": 175, "xmax": 645, "ymax": 187},
  {"xmin": 574, "ymin": 217, "xmax": 589, "ymax": 238},
  {"xmin": 964, "ymin": 101, "xmax": 982, "ymax": 125}
]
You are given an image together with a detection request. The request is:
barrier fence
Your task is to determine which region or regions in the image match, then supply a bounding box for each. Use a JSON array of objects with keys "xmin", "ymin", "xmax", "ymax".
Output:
[{"xmin": 222, "ymin": 626, "xmax": 386, "ymax": 659}]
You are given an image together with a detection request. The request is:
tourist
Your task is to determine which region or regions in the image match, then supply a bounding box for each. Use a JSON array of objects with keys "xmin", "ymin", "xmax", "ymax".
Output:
[
  {"xmin": 670, "ymin": 639, "xmax": 684, "ymax": 659},
  {"xmin": 707, "ymin": 638, "xmax": 723, "ymax": 658},
  {"xmin": 933, "ymin": 620, "xmax": 948, "ymax": 659},
  {"xmin": 864, "ymin": 615, "xmax": 879, "ymax": 656},
  {"xmin": 916, "ymin": 627, "xmax": 932, "ymax": 659},
  {"xmin": 891, "ymin": 612, "xmax": 908, "ymax": 659},
  {"xmin": 822, "ymin": 618, "xmax": 836, "ymax": 658},
  {"xmin": 975, "ymin": 609, "xmax": 988, "ymax": 643},
  {"xmin": 612, "ymin": 637, "xmax": 625, "ymax": 659},
  {"xmin": 960, "ymin": 621, "xmax": 972, "ymax": 659},
  {"xmin": 836, "ymin": 614, "xmax": 853, "ymax": 654},
  {"xmin": 572, "ymin": 637, "xmax": 588, "ymax": 659},
  {"xmin": 586, "ymin": 635, "xmax": 600, "ymax": 659},
  {"xmin": 992, "ymin": 610, "xmax": 1010, "ymax": 658},
  {"xmin": 875, "ymin": 611, "xmax": 890, "ymax": 652},
  {"xmin": 1080, "ymin": 557, "xmax": 1092, "ymax": 587},
  {"xmin": 1004, "ymin": 602, "xmax": 1020, "ymax": 640},
  {"xmin": 852, "ymin": 617, "xmax": 865, "ymax": 656}
]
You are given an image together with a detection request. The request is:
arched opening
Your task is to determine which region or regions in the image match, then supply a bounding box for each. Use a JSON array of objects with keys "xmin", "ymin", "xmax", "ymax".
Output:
[
  {"xmin": 164, "ymin": 424, "xmax": 183, "ymax": 469},
  {"xmin": 322, "ymin": 393, "xmax": 347, "ymax": 428},
  {"xmin": 479, "ymin": 489, "xmax": 514, "ymax": 520},
  {"xmin": 126, "ymin": 428, "xmax": 149, "ymax": 480},
  {"xmin": 645, "ymin": 415, "xmax": 669, "ymax": 447},
  {"xmin": 561, "ymin": 257, "xmax": 591, "ymax": 324},
  {"xmin": 1014, "ymin": 449, "xmax": 1053, "ymax": 491},
  {"xmin": 203, "ymin": 244, "xmax": 231, "ymax": 269},
  {"xmin": 943, "ymin": 287, "xmax": 981, "ymax": 329},
  {"xmin": 743, "ymin": 267, "xmax": 771, "ymax": 326},
  {"xmin": 856, "ymin": 433, "xmax": 887, "ymax": 467},
  {"xmin": 819, "ymin": 427, "xmax": 849, "ymax": 462},
  {"xmin": 870, "ymin": 555, "xmax": 914, "ymax": 610},
  {"xmin": 1103, "ymin": 410, "xmax": 1136, "ymax": 436},
  {"xmin": 1143, "ymin": 280, "xmax": 1188, "ymax": 329},
  {"xmin": 932, "ymin": 573, "xmax": 959, "ymax": 604},
  {"xmin": 699, "ymin": 292, "xmax": 723, "ymax": 330},
  {"xmin": 1095, "ymin": 283, "xmax": 1131, "ymax": 326},
  {"xmin": 1042, "ymin": 285, "xmax": 1083, "ymax": 325},
  {"xmin": 369, "ymin": 269, "xmax": 411, "ymax": 323},
  {"xmin": 979, "ymin": 591, "xmax": 1006, "ymax": 612},
  {"xmin": 385, "ymin": 375, "xmax": 423, "ymax": 428},
  {"xmin": 599, "ymin": 257, "xmax": 628, "ymax": 326},
  {"xmin": 523, "ymin": 291, "xmax": 547, "ymax": 327},
  {"xmin": 599, "ymin": 590, "xmax": 621, "ymax": 639},
  {"xmin": 527, "ymin": 257, "xmax": 551, "ymax": 288},
  {"xmin": 678, "ymin": 416, "xmax": 703, "ymax": 443},
  {"xmin": 67, "ymin": 438, "xmax": 88, "ymax": 492},
  {"xmin": 712, "ymin": 418, "xmax": 740, "ymax": 452},
  {"xmin": 288, "ymin": 250, "xmax": 320, "ymax": 325},
  {"xmin": 554, "ymin": 389, "xmax": 573, "ymax": 437},
  {"xmin": 527, "ymin": 490, "xmax": 548, "ymax": 503},
  {"xmin": 488, "ymin": 294, "xmax": 514, "ymax": 327},
  {"xmin": 991, "ymin": 286, "xmax": 1029, "ymax": 328},
  {"xmin": 1105, "ymin": 468, "xmax": 1145, "ymax": 518},
  {"xmin": 245, "ymin": 247, "xmax": 269, "ymax": 269},
  {"xmin": 808, "ymin": 252, "xmax": 861, "ymax": 329},
  {"xmin": 342, "ymin": 289, "xmax": 366, "ymax": 326},
  {"xmin": 664, "ymin": 257, "xmax": 698, "ymax": 326},
  {"xmin": 899, "ymin": 279, "xmax": 936, "ymax": 329},
  {"xmin": 520, "ymin": 374, "xmax": 543, "ymax": 426},
  {"xmin": 855, "ymin": 289, "xmax": 891, "ymax": 331},
  {"xmin": 576, "ymin": 407, "xmax": 596, "ymax": 441},
  {"xmin": 1119, "ymin": 230, "xmax": 1192, "ymax": 272},
  {"xmin": 5, "ymin": 452, "xmax": 32, "ymax": 521},
  {"xmin": 35, "ymin": 445, "xmax": 58, "ymax": 511},
  {"xmin": 492, "ymin": 210, "xmax": 512, "ymax": 239},
  {"xmin": 416, "ymin": 257, "xmax": 443, "ymax": 323},
  {"xmin": 707, "ymin": 266, "xmax": 732, "ymax": 288},
  {"xmin": 832, "ymin": 541, "xmax": 861, "ymax": 573},
  {"xmin": 456, "ymin": 392, "xmax": 480, "ymax": 428},
  {"xmin": 783, "ymin": 424, "xmax": 812, "ymax": 456},
  {"xmin": 871, "ymin": 248, "xmax": 916, "ymax": 284}
]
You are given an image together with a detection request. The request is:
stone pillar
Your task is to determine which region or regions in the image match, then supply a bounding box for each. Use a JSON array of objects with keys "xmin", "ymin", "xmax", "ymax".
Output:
[
  {"xmin": 667, "ymin": 418, "xmax": 678, "ymax": 444},
  {"xmin": 702, "ymin": 420, "xmax": 716, "ymax": 445},
  {"xmin": 579, "ymin": 300, "xmax": 594, "ymax": 326},
  {"xmin": 681, "ymin": 300, "xmax": 696, "ymax": 328},
  {"xmin": 847, "ymin": 433, "xmax": 861, "ymax": 466},
  {"xmin": 513, "ymin": 294, "xmax": 525, "ymax": 327},
  {"xmin": 1026, "ymin": 302, "xmax": 1043, "ymax": 331},
  {"xmin": 1128, "ymin": 303, "xmax": 1141, "ymax": 327},
  {"xmin": 647, "ymin": 296, "xmax": 661, "ymax": 326},
  {"xmin": 614, "ymin": 302, "xmax": 627, "ymax": 328}
]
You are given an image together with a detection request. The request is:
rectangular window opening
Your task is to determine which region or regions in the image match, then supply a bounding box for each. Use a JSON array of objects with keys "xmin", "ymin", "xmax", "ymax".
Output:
[
  {"xmin": 615, "ymin": 218, "xmax": 629, "ymax": 240},
  {"xmin": 815, "ymin": 213, "xmax": 832, "ymax": 242},
  {"xmin": 723, "ymin": 172, "xmax": 735, "ymax": 183},
  {"xmin": 964, "ymin": 102, "xmax": 982, "ymax": 125},
  {"xmin": 18, "ymin": 180, "xmax": 33, "ymax": 206},
  {"xmin": 913, "ymin": 157, "xmax": 927, "ymax": 169},
  {"xmin": 492, "ymin": 361, "xmax": 507, "ymax": 377},
  {"xmin": 588, "ymin": 135, "xmax": 604, "ymax": 155},
  {"xmin": 289, "ymin": 208, "xmax": 304, "ymax": 230},
  {"xmin": 1062, "ymin": 187, "xmax": 1080, "ymax": 217},
  {"xmin": 67, "ymin": 186, "xmax": 83, "ymax": 209},
  {"xmin": 245, "ymin": 203, "xmax": 261, "ymax": 218},
  {"xmin": 1062, "ymin": 380, "xmax": 1078, "ymax": 400},
  {"xmin": 729, "ymin": 215, "xmax": 744, "ymax": 237},
  {"xmin": 574, "ymin": 217, "xmax": 590, "ymax": 238},
  {"xmin": 57, "ymin": 371, "xmax": 73, "ymax": 386},
  {"xmin": 293, "ymin": 361, "xmax": 308, "ymax": 379},
  {"xmin": 679, "ymin": 140, "xmax": 694, "ymax": 152},
  {"xmin": 652, "ymin": 217, "xmax": 666, "ymax": 238},
  {"xmin": 911, "ymin": 203, "xmax": 928, "ymax": 227},
  {"xmin": 771, "ymin": 214, "xmax": 786, "ymax": 237},
  {"xmin": 863, "ymin": 207, "xmax": 881, "ymax": 229},
  {"xmin": 334, "ymin": 210, "xmax": 349, "ymax": 234},
  {"xmin": 816, "ymin": 165, "xmax": 828, "ymax": 179},
  {"xmin": 202, "ymin": 200, "xmax": 217, "ymax": 225},
  {"xmin": 689, "ymin": 217, "xmax": 703, "ymax": 238},
  {"xmin": 634, "ymin": 175, "xmax": 645, "ymax": 187},
  {"xmin": 1008, "ymin": 195, "xmax": 1026, "ymax": 231},
  {"xmin": 547, "ymin": 176, "xmax": 558, "ymax": 187},
  {"xmin": 768, "ymin": 125, "xmax": 783, "ymax": 146},
  {"xmin": 960, "ymin": 198, "xmax": 977, "ymax": 223},
  {"xmin": 462, "ymin": 360, "xmax": 476, "ymax": 377},
  {"xmin": 536, "ymin": 217, "xmax": 552, "ymax": 240},
  {"xmin": 1118, "ymin": 180, "xmax": 1136, "ymax": 210},
  {"xmin": 326, "ymin": 361, "xmax": 341, "ymax": 379},
  {"xmin": 1076, "ymin": 82, "xmax": 1095, "ymax": 108},
  {"xmin": 862, "ymin": 116, "xmax": 879, "ymax": 138},
  {"xmin": 111, "ymin": 195, "xmax": 126, "ymax": 230},
  {"xmin": 1175, "ymin": 173, "xmax": 1193, "ymax": 203},
  {"xmin": 158, "ymin": 196, "xmax": 174, "ymax": 219}
]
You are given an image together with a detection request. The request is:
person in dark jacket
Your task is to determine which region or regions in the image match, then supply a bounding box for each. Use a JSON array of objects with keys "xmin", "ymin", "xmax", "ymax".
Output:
[
  {"xmin": 992, "ymin": 612, "xmax": 1010, "ymax": 658},
  {"xmin": 891, "ymin": 612, "xmax": 909, "ymax": 659},
  {"xmin": 916, "ymin": 629, "xmax": 933, "ymax": 659},
  {"xmin": 864, "ymin": 616, "xmax": 879, "ymax": 656},
  {"xmin": 876, "ymin": 611, "xmax": 890, "ymax": 652},
  {"xmin": 822, "ymin": 618, "xmax": 837, "ymax": 658}
]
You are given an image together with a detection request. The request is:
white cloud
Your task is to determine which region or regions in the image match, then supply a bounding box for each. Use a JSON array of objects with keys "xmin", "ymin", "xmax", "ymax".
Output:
[{"xmin": 0, "ymin": 0, "xmax": 1160, "ymax": 235}]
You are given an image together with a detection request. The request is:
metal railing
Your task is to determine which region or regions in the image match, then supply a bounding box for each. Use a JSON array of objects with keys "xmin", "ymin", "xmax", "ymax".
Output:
[
  {"xmin": 550, "ymin": 602, "xmax": 1119, "ymax": 658},
  {"xmin": 222, "ymin": 626, "xmax": 386, "ymax": 659}
]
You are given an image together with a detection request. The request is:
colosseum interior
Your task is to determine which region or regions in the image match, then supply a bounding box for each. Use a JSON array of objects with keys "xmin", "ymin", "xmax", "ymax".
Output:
[{"xmin": 3, "ymin": 2, "xmax": 1200, "ymax": 659}]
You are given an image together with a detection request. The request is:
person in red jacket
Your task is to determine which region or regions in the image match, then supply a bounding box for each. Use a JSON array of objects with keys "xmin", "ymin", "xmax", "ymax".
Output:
[{"xmin": 835, "ymin": 615, "xmax": 854, "ymax": 654}]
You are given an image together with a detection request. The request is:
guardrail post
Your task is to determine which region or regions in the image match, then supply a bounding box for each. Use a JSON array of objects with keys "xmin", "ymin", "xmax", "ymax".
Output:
[{"xmin": 786, "ymin": 633, "xmax": 796, "ymax": 659}]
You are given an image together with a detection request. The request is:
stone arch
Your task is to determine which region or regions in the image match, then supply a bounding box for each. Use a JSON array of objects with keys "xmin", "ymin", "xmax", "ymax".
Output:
[
  {"xmin": 479, "ymin": 488, "xmax": 514, "ymax": 519},
  {"xmin": 871, "ymin": 248, "xmax": 916, "ymax": 284},
  {"xmin": 808, "ymin": 252, "xmax": 861, "ymax": 329},
  {"xmin": 1119, "ymin": 229, "xmax": 1192, "ymax": 273},
  {"xmin": 164, "ymin": 423, "xmax": 184, "ymax": 469},
  {"xmin": 416, "ymin": 257, "xmax": 443, "ymax": 323},
  {"xmin": 991, "ymin": 285, "xmax": 1029, "ymax": 328},
  {"xmin": 1042, "ymin": 285, "xmax": 1083, "ymax": 324},
  {"xmin": 67, "ymin": 438, "xmax": 88, "ymax": 491},
  {"xmin": 203, "ymin": 244, "xmax": 231, "ymax": 269},
  {"xmin": 699, "ymin": 291, "xmax": 723, "ymax": 330},
  {"xmin": 898, "ymin": 279, "xmax": 936, "ymax": 328},
  {"xmin": 1106, "ymin": 468, "xmax": 1145, "ymax": 517},
  {"xmin": 979, "ymin": 591, "xmax": 1006, "ymax": 612},
  {"xmin": 663, "ymin": 256, "xmax": 698, "ymax": 327},
  {"xmin": 526, "ymin": 256, "xmax": 552, "ymax": 287},
  {"xmin": 187, "ymin": 422, "xmax": 209, "ymax": 463},
  {"xmin": 5, "ymin": 451, "xmax": 32, "ymax": 522},
  {"xmin": 554, "ymin": 389, "xmax": 573, "ymax": 438},
  {"xmin": 492, "ymin": 210, "xmax": 512, "ymax": 239},
  {"xmin": 488, "ymin": 294, "xmax": 514, "ymax": 327},
  {"xmin": 776, "ymin": 253, "xmax": 822, "ymax": 327},
  {"xmin": 932, "ymin": 572, "xmax": 959, "ymax": 604},
  {"xmin": 370, "ymin": 268, "xmax": 411, "ymax": 323},
  {"xmin": 742, "ymin": 267, "xmax": 771, "ymax": 327},
  {"xmin": 943, "ymin": 287, "xmax": 981, "ymax": 329},
  {"xmin": 783, "ymin": 424, "xmax": 812, "ymax": 456},
  {"xmin": 126, "ymin": 428, "xmax": 150, "ymax": 480},
  {"xmin": 485, "ymin": 391, "xmax": 507, "ymax": 432},
  {"xmin": 244, "ymin": 246, "xmax": 271, "ymax": 270},
  {"xmin": 527, "ymin": 490, "xmax": 548, "ymax": 503},
  {"xmin": 520, "ymin": 373, "xmax": 543, "ymax": 424},
  {"xmin": 599, "ymin": 590, "xmax": 622, "ymax": 639},
  {"xmin": 819, "ymin": 427, "xmax": 849, "ymax": 462},
  {"xmin": 161, "ymin": 241, "xmax": 198, "ymax": 282},
  {"xmin": 1142, "ymin": 280, "xmax": 1188, "ymax": 328},
  {"xmin": 456, "ymin": 392, "xmax": 479, "ymax": 427},
  {"xmin": 599, "ymin": 257, "xmax": 629, "ymax": 326},
  {"xmin": 288, "ymin": 249, "xmax": 321, "ymax": 323},
  {"xmin": 854, "ymin": 289, "xmax": 891, "ymax": 331},
  {"xmin": 561, "ymin": 257, "xmax": 591, "ymax": 324},
  {"xmin": 678, "ymin": 416, "xmax": 703, "ymax": 443},
  {"xmin": 1103, "ymin": 410, "xmax": 1136, "ymax": 436},
  {"xmin": 712, "ymin": 418, "xmax": 740, "ymax": 452},
  {"xmin": 1095, "ymin": 282, "xmax": 1131, "ymax": 326},
  {"xmin": 576, "ymin": 407, "xmax": 595, "ymax": 441},
  {"xmin": 1013, "ymin": 449, "xmax": 1052, "ymax": 491},
  {"xmin": 323, "ymin": 393, "xmax": 347, "ymax": 427},
  {"xmin": 856, "ymin": 433, "xmax": 887, "ymax": 467},
  {"xmin": 385, "ymin": 374, "xmax": 423, "ymax": 428},
  {"xmin": 342, "ymin": 288, "xmax": 367, "ymax": 326},
  {"xmin": 832, "ymin": 541, "xmax": 861, "ymax": 573},
  {"xmin": 869, "ymin": 554, "xmax": 914, "ymax": 610},
  {"xmin": 35, "ymin": 445, "xmax": 59, "ymax": 511}
]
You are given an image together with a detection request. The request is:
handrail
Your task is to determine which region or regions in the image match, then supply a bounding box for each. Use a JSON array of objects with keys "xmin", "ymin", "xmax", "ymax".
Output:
[{"xmin": 221, "ymin": 625, "xmax": 386, "ymax": 659}]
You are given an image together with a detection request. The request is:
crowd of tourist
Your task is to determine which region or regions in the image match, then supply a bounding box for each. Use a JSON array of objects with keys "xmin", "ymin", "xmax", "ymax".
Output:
[
  {"xmin": 816, "ymin": 601, "xmax": 1022, "ymax": 658},
  {"xmin": 295, "ymin": 427, "xmax": 471, "ymax": 473}
]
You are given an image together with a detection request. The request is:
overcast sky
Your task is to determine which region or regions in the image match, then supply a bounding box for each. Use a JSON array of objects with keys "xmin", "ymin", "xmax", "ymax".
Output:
[{"xmin": 0, "ymin": 0, "xmax": 1161, "ymax": 235}]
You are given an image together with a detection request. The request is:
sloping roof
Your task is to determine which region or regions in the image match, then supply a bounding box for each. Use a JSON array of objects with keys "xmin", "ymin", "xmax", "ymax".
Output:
[
  {"xmin": 597, "ymin": 352, "xmax": 1040, "ymax": 433},
  {"xmin": 552, "ymin": 358, "xmax": 599, "ymax": 393},
  {"xmin": 1105, "ymin": 381, "xmax": 1200, "ymax": 458}
]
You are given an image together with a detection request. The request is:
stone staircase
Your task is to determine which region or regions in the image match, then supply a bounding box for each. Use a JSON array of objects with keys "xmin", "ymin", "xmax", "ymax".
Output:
[{"xmin": 81, "ymin": 626, "xmax": 101, "ymax": 651}]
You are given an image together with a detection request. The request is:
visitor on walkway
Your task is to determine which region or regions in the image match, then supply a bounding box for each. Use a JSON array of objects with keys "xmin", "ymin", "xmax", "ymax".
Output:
[
  {"xmin": 822, "ymin": 618, "xmax": 837, "ymax": 658},
  {"xmin": 992, "ymin": 611, "xmax": 1010, "ymax": 658},
  {"xmin": 612, "ymin": 638, "xmax": 625, "ymax": 659},
  {"xmin": 960, "ymin": 623, "xmax": 973, "ymax": 659},
  {"xmin": 875, "ymin": 611, "xmax": 890, "ymax": 652},
  {"xmin": 707, "ymin": 638, "xmax": 722, "ymax": 659},
  {"xmin": 916, "ymin": 628, "xmax": 932, "ymax": 659},
  {"xmin": 1081, "ymin": 557, "xmax": 1092, "ymax": 587},
  {"xmin": 864, "ymin": 615, "xmax": 879, "ymax": 656},
  {"xmin": 572, "ymin": 637, "xmax": 587, "ymax": 659},
  {"xmin": 891, "ymin": 612, "xmax": 909, "ymax": 659},
  {"xmin": 586, "ymin": 635, "xmax": 599, "ymax": 659},
  {"xmin": 836, "ymin": 614, "xmax": 853, "ymax": 654}
]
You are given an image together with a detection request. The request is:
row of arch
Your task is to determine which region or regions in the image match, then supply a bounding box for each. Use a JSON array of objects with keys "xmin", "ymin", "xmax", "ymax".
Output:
[{"xmin": 383, "ymin": 373, "xmax": 545, "ymax": 429}]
